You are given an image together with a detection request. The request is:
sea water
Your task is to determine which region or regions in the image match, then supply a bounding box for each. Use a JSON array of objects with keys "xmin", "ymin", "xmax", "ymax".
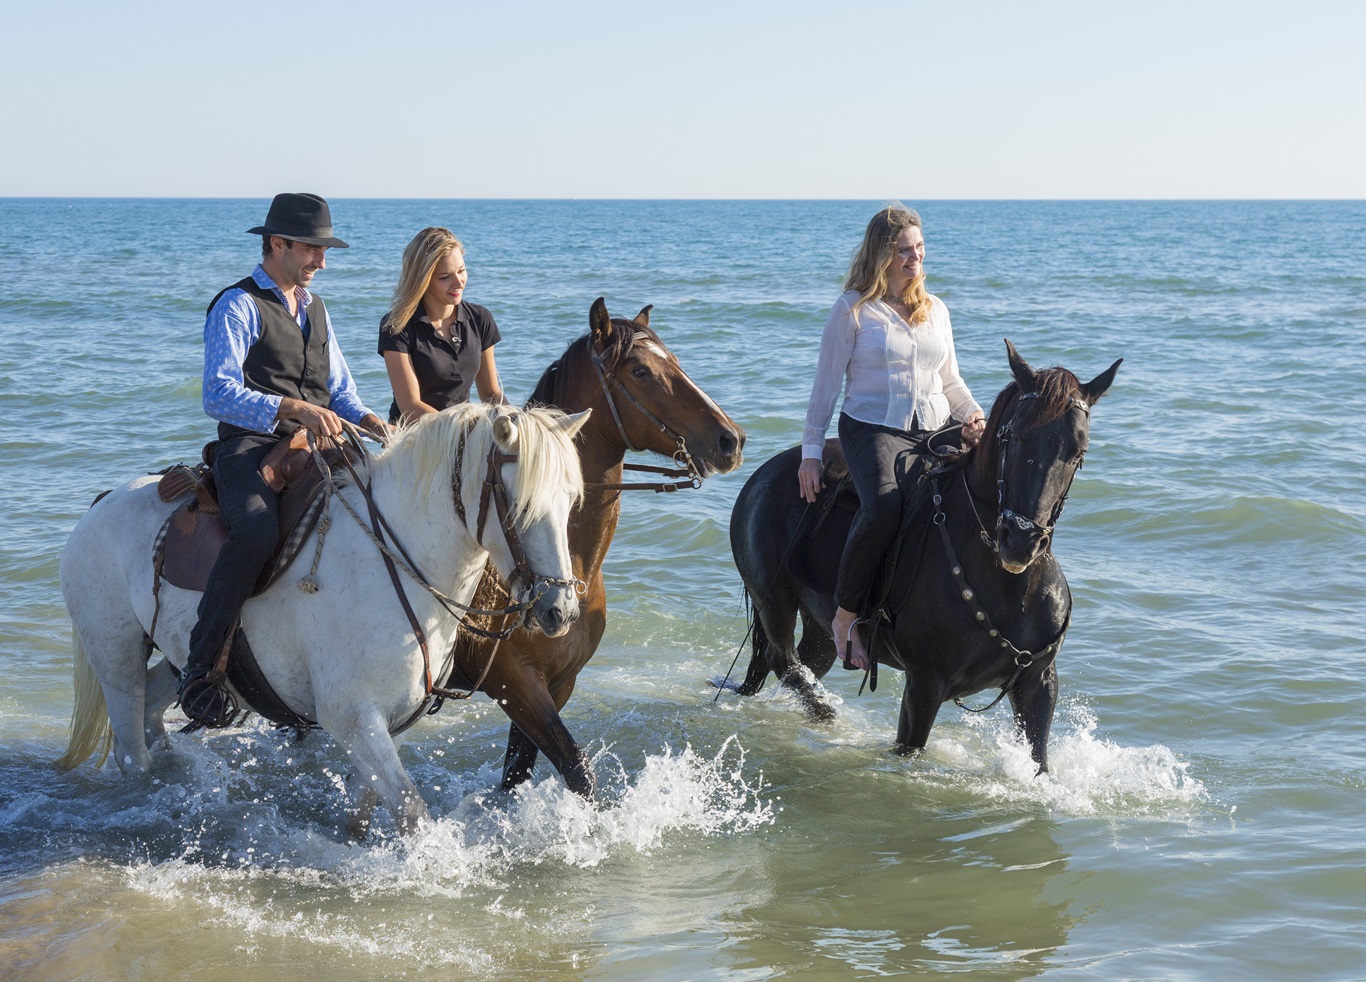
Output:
[{"xmin": 1, "ymin": 198, "xmax": 1363, "ymax": 980}]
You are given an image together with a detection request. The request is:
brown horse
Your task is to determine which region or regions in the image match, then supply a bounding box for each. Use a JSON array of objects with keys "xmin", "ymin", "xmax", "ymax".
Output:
[{"xmin": 449, "ymin": 298, "xmax": 744, "ymax": 795}]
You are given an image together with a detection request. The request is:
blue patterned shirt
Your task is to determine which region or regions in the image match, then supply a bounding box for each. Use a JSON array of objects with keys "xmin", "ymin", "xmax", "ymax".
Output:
[{"xmin": 202, "ymin": 265, "xmax": 373, "ymax": 434}]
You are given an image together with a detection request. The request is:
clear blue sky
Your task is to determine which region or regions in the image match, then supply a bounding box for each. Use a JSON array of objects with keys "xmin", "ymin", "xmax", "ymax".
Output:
[{"xmin": 4, "ymin": 0, "xmax": 1362, "ymax": 198}]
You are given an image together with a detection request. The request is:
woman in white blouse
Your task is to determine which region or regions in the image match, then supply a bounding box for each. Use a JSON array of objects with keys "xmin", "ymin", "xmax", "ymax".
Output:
[{"xmin": 797, "ymin": 205, "xmax": 987, "ymax": 671}]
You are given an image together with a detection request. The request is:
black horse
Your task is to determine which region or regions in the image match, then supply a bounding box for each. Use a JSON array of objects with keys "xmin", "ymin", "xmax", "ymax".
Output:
[{"xmin": 727, "ymin": 341, "xmax": 1120, "ymax": 773}]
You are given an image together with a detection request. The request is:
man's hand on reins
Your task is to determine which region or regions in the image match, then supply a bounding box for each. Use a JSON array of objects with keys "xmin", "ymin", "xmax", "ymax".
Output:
[{"xmin": 277, "ymin": 397, "xmax": 345, "ymax": 438}]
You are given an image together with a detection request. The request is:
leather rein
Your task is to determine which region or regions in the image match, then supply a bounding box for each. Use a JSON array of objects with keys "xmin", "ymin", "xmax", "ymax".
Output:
[
  {"xmin": 586, "ymin": 337, "xmax": 706, "ymax": 494},
  {"xmin": 312, "ymin": 419, "xmax": 584, "ymax": 726}
]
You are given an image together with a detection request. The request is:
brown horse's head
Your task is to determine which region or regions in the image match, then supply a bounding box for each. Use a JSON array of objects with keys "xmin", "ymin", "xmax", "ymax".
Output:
[
  {"xmin": 530, "ymin": 298, "xmax": 744, "ymax": 476},
  {"xmin": 973, "ymin": 340, "xmax": 1121, "ymax": 573}
]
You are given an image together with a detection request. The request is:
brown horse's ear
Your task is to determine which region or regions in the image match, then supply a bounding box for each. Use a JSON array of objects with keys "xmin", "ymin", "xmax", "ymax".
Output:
[
  {"xmin": 589, "ymin": 297, "xmax": 611, "ymax": 342},
  {"xmin": 1079, "ymin": 358, "xmax": 1123, "ymax": 406},
  {"xmin": 633, "ymin": 305, "xmax": 653, "ymax": 328},
  {"xmin": 1005, "ymin": 338, "xmax": 1038, "ymax": 392}
]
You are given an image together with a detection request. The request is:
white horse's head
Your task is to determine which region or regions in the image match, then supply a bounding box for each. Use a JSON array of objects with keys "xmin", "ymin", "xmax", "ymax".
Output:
[
  {"xmin": 381, "ymin": 403, "xmax": 589, "ymax": 637},
  {"xmin": 479, "ymin": 405, "xmax": 590, "ymax": 635}
]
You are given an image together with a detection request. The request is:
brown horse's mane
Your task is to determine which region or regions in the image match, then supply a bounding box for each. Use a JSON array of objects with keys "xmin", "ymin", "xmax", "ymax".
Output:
[
  {"xmin": 971, "ymin": 365, "xmax": 1082, "ymax": 484},
  {"xmin": 526, "ymin": 318, "xmax": 662, "ymax": 408}
]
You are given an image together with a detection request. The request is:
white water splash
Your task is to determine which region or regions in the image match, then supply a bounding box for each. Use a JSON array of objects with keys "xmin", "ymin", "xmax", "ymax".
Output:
[
  {"xmin": 71, "ymin": 736, "xmax": 777, "ymax": 963},
  {"xmin": 907, "ymin": 702, "xmax": 1209, "ymax": 818},
  {"xmin": 115, "ymin": 734, "xmax": 773, "ymax": 882}
]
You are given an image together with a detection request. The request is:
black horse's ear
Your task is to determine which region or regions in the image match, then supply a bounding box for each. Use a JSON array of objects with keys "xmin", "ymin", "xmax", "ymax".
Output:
[
  {"xmin": 1005, "ymin": 338, "xmax": 1038, "ymax": 391},
  {"xmin": 1080, "ymin": 357, "xmax": 1123, "ymax": 406},
  {"xmin": 633, "ymin": 304, "xmax": 653, "ymax": 328},
  {"xmin": 589, "ymin": 297, "xmax": 611, "ymax": 341}
]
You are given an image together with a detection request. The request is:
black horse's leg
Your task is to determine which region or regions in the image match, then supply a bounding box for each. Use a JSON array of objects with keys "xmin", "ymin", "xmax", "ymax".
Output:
[
  {"xmin": 894, "ymin": 672, "xmax": 945, "ymax": 756},
  {"xmin": 796, "ymin": 605, "xmax": 837, "ymax": 679},
  {"xmin": 759, "ymin": 582, "xmax": 836, "ymax": 722},
  {"xmin": 735, "ymin": 592, "xmax": 773, "ymax": 696},
  {"xmin": 1009, "ymin": 662, "xmax": 1058, "ymax": 776},
  {"xmin": 501, "ymin": 722, "xmax": 541, "ymax": 790}
]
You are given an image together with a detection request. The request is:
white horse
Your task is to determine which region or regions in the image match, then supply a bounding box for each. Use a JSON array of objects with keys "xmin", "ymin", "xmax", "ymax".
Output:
[{"xmin": 56, "ymin": 403, "xmax": 588, "ymax": 835}]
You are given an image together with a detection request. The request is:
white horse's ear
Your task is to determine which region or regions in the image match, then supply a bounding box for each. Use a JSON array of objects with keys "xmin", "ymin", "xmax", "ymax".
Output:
[
  {"xmin": 493, "ymin": 412, "xmax": 520, "ymax": 449},
  {"xmin": 557, "ymin": 408, "xmax": 592, "ymax": 439}
]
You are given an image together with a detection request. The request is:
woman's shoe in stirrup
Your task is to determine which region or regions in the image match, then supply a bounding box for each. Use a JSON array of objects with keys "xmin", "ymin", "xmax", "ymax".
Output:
[
  {"xmin": 832, "ymin": 608, "xmax": 864, "ymax": 671},
  {"xmin": 844, "ymin": 619, "xmax": 872, "ymax": 672}
]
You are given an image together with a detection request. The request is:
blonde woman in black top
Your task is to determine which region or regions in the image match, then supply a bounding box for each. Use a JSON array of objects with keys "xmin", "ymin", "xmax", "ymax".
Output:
[{"xmin": 379, "ymin": 227, "xmax": 504, "ymax": 424}]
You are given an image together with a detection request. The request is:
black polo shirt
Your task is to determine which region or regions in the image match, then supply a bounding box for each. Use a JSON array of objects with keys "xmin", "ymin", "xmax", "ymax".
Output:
[{"xmin": 378, "ymin": 301, "xmax": 501, "ymax": 423}]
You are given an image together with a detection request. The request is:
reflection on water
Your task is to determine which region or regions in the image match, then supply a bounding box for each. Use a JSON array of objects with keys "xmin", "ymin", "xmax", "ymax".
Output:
[{"xmin": 723, "ymin": 816, "xmax": 1078, "ymax": 979}]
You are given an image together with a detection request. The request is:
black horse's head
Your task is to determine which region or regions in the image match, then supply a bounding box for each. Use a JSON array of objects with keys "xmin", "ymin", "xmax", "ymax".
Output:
[{"xmin": 973, "ymin": 340, "xmax": 1122, "ymax": 573}]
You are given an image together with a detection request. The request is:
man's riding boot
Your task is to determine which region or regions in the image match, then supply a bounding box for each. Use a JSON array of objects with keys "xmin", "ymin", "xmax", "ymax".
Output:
[
  {"xmin": 178, "ymin": 634, "xmax": 238, "ymax": 728},
  {"xmin": 178, "ymin": 437, "xmax": 279, "ymax": 729}
]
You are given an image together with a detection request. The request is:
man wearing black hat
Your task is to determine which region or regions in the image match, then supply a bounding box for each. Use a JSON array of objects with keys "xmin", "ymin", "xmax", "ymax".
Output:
[{"xmin": 180, "ymin": 192, "xmax": 386, "ymax": 726}]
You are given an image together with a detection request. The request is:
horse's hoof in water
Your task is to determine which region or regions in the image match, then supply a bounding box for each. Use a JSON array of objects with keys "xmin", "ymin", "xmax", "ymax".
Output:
[
  {"xmin": 709, "ymin": 674, "xmax": 767, "ymax": 697},
  {"xmin": 563, "ymin": 758, "xmax": 597, "ymax": 799},
  {"xmin": 892, "ymin": 743, "xmax": 925, "ymax": 759},
  {"xmin": 344, "ymin": 814, "xmax": 372, "ymax": 844},
  {"xmin": 804, "ymin": 700, "xmax": 838, "ymax": 724}
]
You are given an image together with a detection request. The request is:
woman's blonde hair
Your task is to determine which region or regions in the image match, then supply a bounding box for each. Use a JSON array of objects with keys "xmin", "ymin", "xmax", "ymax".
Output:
[
  {"xmin": 845, "ymin": 204, "xmax": 931, "ymax": 324},
  {"xmin": 385, "ymin": 227, "xmax": 465, "ymax": 333}
]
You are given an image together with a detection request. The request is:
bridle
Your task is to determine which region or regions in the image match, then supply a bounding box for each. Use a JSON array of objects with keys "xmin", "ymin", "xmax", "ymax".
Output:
[
  {"xmin": 919, "ymin": 397, "xmax": 1085, "ymax": 713},
  {"xmin": 968, "ymin": 391, "xmax": 1091, "ymax": 553},
  {"xmin": 310, "ymin": 418, "xmax": 584, "ymax": 728},
  {"xmin": 450, "ymin": 421, "xmax": 583, "ymax": 604},
  {"xmin": 587, "ymin": 334, "xmax": 706, "ymax": 493}
]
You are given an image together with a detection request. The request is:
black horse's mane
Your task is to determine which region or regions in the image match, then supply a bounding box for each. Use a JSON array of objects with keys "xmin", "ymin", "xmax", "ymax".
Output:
[
  {"xmin": 526, "ymin": 319, "xmax": 662, "ymax": 407},
  {"xmin": 972, "ymin": 366, "xmax": 1082, "ymax": 482}
]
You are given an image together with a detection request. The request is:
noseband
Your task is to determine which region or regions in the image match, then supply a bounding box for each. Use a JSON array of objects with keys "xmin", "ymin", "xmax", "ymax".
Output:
[
  {"xmin": 981, "ymin": 392, "xmax": 1090, "ymax": 552},
  {"xmin": 590, "ymin": 335, "xmax": 706, "ymax": 489}
]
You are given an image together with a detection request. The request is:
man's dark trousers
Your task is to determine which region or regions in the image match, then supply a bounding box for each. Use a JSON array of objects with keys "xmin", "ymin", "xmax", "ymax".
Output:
[{"xmin": 185, "ymin": 435, "xmax": 283, "ymax": 672}]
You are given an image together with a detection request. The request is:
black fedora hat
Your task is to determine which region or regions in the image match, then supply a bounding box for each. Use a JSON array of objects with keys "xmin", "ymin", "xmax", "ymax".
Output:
[{"xmin": 247, "ymin": 192, "xmax": 349, "ymax": 248}]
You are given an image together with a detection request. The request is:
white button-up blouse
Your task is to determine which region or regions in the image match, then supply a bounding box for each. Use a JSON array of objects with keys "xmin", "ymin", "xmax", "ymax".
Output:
[{"xmin": 801, "ymin": 290, "xmax": 983, "ymax": 460}]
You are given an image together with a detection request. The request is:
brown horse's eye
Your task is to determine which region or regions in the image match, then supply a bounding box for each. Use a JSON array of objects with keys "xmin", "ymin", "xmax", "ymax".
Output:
[{"xmin": 632, "ymin": 366, "xmax": 650, "ymax": 379}]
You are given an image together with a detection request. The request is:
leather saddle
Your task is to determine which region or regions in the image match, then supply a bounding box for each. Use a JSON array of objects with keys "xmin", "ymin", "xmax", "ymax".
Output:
[
  {"xmin": 787, "ymin": 434, "xmax": 958, "ymax": 613},
  {"xmin": 154, "ymin": 430, "xmax": 358, "ymax": 596}
]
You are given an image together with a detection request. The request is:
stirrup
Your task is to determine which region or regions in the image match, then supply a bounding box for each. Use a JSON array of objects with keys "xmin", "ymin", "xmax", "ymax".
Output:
[{"xmin": 177, "ymin": 670, "xmax": 243, "ymax": 730}]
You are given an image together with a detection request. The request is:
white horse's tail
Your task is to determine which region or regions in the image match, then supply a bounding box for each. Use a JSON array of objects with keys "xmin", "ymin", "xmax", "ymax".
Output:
[{"xmin": 54, "ymin": 629, "xmax": 112, "ymax": 771}]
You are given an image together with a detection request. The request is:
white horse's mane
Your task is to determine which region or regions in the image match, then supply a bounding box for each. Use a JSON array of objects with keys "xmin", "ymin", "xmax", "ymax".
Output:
[{"xmin": 373, "ymin": 403, "xmax": 584, "ymax": 527}]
